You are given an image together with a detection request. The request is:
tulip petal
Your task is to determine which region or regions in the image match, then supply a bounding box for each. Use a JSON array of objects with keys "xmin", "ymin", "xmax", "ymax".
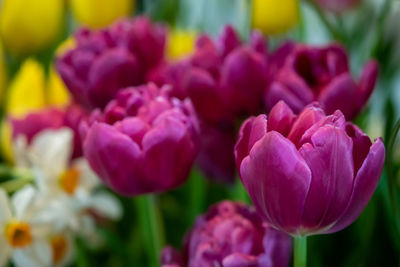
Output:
[
  {"xmin": 318, "ymin": 73, "xmax": 359, "ymax": 119},
  {"xmin": 264, "ymin": 81, "xmax": 308, "ymax": 113},
  {"xmin": 89, "ymin": 48, "xmax": 140, "ymax": 108},
  {"xmin": 326, "ymin": 138, "xmax": 385, "ymax": 233},
  {"xmin": 240, "ymin": 131, "xmax": 311, "ymax": 234},
  {"xmin": 287, "ymin": 104, "xmax": 325, "ymax": 147},
  {"xmin": 299, "ymin": 126, "xmax": 354, "ymax": 231},
  {"xmin": 83, "ymin": 123, "xmax": 145, "ymax": 196},
  {"xmin": 267, "ymin": 100, "xmax": 296, "ymax": 137},
  {"xmin": 234, "ymin": 115, "xmax": 267, "ymax": 171},
  {"xmin": 142, "ymin": 117, "xmax": 196, "ymax": 191},
  {"xmin": 358, "ymin": 60, "xmax": 378, "ymax": 105},
  {"xmin": 345, "ymin": 123, "xmax": 372, "ymax": 174}
]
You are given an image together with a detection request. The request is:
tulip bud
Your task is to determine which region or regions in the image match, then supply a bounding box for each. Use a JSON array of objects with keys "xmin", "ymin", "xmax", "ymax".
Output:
[
  {"xmin": 265, "ymin": 42, "xmax": 378, "ymax": 120},
  {"xmin": 0, "ymin": 0, "xmax": 64, "ymax": 56},
  {"xmin": 71, "ymin": 0, "xmax": 134, "ymax": 29},
  {"xmin": 252, "ymin": 0, "xmax": 299, "ymax": 35},
  {"xmin": 235, "ymin": 101, "xmax": 385, "ymax": 236},
  {"xmin": 81, "ymin": 84, "xmax": 199, "ymax": 196},
  {"xmin": 56, "ymin": 16, "xmax": 166, "ymax": 110},
  {"xmin": 161, "ymin": 201, "xmax": 292, "ymax": 267},
  {"xmin": 6, "ymin": 59, "xmax": 47, "ymax": 118}
]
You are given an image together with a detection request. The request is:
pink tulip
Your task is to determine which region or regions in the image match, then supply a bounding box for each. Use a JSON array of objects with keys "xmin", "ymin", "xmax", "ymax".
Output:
[
  {"xmin": 265, "ymin": 42, "xmax": 378, "ymax": 120},
  {"xmin": 56, "ymin": 16, "xmax": 166, "ymax": 110},
  {"xmin": 235, "ymin": 101, "xmax": 385, "ymax": 235},
  {"xmin": 81, "ymin": 84, "xmax": 199, "ymax": 196}
]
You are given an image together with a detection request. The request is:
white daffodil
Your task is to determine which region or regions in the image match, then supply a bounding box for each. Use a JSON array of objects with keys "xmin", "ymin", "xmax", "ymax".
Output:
[
  {"xmin": 13, "ymin": 128, "xmax": 122, "ymax": 238},
  {"xmin": 0, "ymin": 186, "xmax": 52, "ymax": 267}
]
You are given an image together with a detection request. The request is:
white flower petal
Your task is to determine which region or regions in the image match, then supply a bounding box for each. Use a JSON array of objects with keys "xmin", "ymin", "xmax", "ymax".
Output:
[
  {"xmin": 12, "ymin": 240, "xmax": 51, "ymax": 267},
  {"xmin": 90, "ymin": 192, "xmax": 123, "ymax": 220},
  {"xmin": 11, "ymin": 185, "xmax": 36, "ymax": 219},
  {"xmin": 13, "ymin": 136, "xmax": 31, "ymax": 169},
  {"xmin": 0, "ymin": 188, "xmax": 12, "ymax": 225},
  {"xmin": 72, "ymin": 158, "xmax": 100, "ymax": 192},
  {"xmin": 0, "ymin": 235, "xmax": 11, "ymax": 267},
  {"xmin": 29, "ymin": 128, "xmax": 73, "ymax": 180}
]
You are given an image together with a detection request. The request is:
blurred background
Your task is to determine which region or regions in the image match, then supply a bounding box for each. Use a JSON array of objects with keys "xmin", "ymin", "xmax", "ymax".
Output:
[{"xmin": 0, "ymin": 0, "xmax": 399, "ymax": 266}]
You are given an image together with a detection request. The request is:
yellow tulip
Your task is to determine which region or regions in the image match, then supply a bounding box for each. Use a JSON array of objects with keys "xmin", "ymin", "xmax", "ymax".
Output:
[
  {"xmin": 252, "ymin": 0, "xmax": 299, "ymax": 35},
  {"xmin": 71, "ymin": 0, "xmax": 134, "ymax": 29},
  {"xmin": 47, "ymin": 66, "xmax": 70, "ymax": 107},
  {"xmin": 167, "ymin": 29, "xmax": 197, "ymax": 60},
  {"xmin": 0, "ymin": 0, "xmax": 64, "ymax": 56},
  {"xmin": 5, "ymin": 59, "xmax": 47, "ymax": 118},
  {"xmin": 0, "ymin": 119, "xmax": 13, "ymax": 163},
  {"xmin": 0, "ymin": 43, "xmax": 7, "ymax": 104}
]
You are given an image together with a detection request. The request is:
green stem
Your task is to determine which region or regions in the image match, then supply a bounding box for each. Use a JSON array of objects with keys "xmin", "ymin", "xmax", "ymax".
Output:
[
  {"xmin": 136, "ymin": 194, "xmax": 165, "ymax": 267},
  {"xmin": 232, "ymin": 178, "xmax": 250, "ymax": 204},
  {"xmin": 387, "ymin": 118, "xmax": 400, "ymax": 237},
  {"xmin": 188, "ymin": 169, "xmax": 206, "ymax": 222},
  {"xmin": 294, "ymin": 236, "xmax": 307, "ymax": 267}
]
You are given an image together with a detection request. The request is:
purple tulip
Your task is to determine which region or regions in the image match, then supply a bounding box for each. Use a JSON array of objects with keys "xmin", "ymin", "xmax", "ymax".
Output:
[
  {"xmin": 56, "ymin": 16, "xmax": 166, "ymax": 110},
  {"xmin": 161, "ymin": 201, "xmax": 292, "ymax": 267},
  {"xmin": 150, "ymin": 25, "xmax": 268, "ymax": 123},
  {"xmin": 264, "ymin": 42, "xmax": 378, "ymax": 120},
  {"xmin": 316, "ymin": 0, "xmax": 361, "ymax": 13},
  {"xmin": 81, "ymin": 84, "xmax": 200, "ymax": 196},
  {"xmin": 235, "ymin": 101, "xmax": 385, "ymax": 236}
]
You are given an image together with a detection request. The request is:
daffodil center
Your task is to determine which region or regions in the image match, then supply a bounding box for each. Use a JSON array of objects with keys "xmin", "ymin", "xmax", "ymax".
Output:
[
  {"xmin": 51, "ymin": 235, "xmax": 67, "ymax": 264},
  {"xmin": 59, "ymin": 168, "xmax": 80, "ymax": 195},
  {"xmin": 5, "ymin": 221, "xmax": 32, "ymax": 248}
]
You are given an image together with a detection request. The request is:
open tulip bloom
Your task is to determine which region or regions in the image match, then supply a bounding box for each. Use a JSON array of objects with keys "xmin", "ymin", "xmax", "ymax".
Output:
[
  {"xmin": 81, "ymin": 83, "xmax": 200, "ymax": 196},
  {"xmin": 235, "ymin": 101, "xmax": 385, "ymax": 265}
]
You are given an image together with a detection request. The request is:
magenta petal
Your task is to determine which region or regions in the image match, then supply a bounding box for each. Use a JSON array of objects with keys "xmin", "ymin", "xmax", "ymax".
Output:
[
  {"xmin": 267, "ymin": 101, "xmax": 296, "ymax": 137},
  {"xmin": 248, "ymin": 115, "xmax": 268, "ymax": 153},
  {"xmin": 287, "ymin": 105, "xmax": 325, "ymax": 147},
  {"xmin": 265, "ymin": 82, "xmax": 308, "ymax": 114},
  {"xmin": 299, "ymin": 126, "xmax": 354, "ymax": 231},
  {"xmin": 240, "ymin": 131, "xmax": 311, "ymax": 234},
  {"xmin": 142, "ymin": 117, "xmax": 196, "ymax": 191},
  {"xmin": 262, "ymin": 227, "xmax": 292, "ymax": 267},
  {"xmin": 88, "ymin": 48, "xmax": 140, "ymax": 108},
  {"xmin": 218, "ymin": 25, "xmax": 242, "ymax": 58},
  {"xmin": 83, "ymin": 123, "xmax": 145, "ymax": 196},
  {"xmin": 184, "ymin": 68, "xmax": 226, "ymax": 123},
  {"xmin": 234, "ymin": 116, "xmax": 258, "ymax": 171},
  {"xmin": 318, "ymin": 73, "xmax": 359, "ymax": 119},
  {"xmin": 222, "ymin": 253, "xmax": 258, "ymax": 267},
  {"xmin": 358, "ymin": 60, "xmax": 378, "ymax": 105},
  {"xmin": 326, "ymin": 138, "xmax": 385, "ymax": 233},
  {"xmin": 345, "ymin": 123, "xmax": 372, "ymax": 174}
]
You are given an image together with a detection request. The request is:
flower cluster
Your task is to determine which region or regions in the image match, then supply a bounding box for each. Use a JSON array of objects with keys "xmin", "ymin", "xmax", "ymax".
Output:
[{"xmin": 0, "ymin": 113, "xmax": 121, "ymax": 267}]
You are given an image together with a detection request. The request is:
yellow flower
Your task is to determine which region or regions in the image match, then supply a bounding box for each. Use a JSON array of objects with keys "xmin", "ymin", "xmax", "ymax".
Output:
[
  {"xmin": 5, "ymin": 59, "xmax": 47, "ymax": 118},
  {"xmin": 47, "ymin": 67, "xmax": 70, "ymax": 107},
  {"xmin": 1, "ymin": 59, "xmax": 70, "ymax": 163},
  {"xmin": 167, "ymin": 29, "xmax": 197, "ymax": 60},
  {"xmin": 70, "ymin": 0, "xmax": 134, "ymax": 29},
  {"xmin": 0, "ymin": 43, "xmax": 7, "ymax": 104},
  {"xmin": 0, "ymin": 0, "xmax": 64, "ymax": 56},
  {"xmin": 252, "ymin": 0, "xmax": 299, "ymax": 35}
]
